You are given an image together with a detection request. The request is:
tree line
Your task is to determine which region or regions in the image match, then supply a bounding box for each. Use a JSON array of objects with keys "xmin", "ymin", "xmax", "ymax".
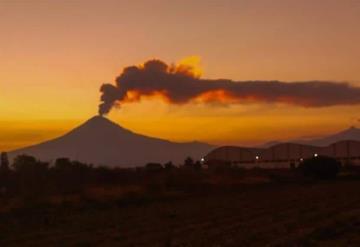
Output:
[{"xmin": 0, "ymin": 152, "xmax": 203, "ymax": 198}]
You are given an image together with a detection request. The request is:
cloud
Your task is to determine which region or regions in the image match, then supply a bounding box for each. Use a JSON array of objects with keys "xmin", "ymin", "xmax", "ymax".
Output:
[{"xmin": 98, "ymin": 58, "xmax": 360, "ymax": 115}]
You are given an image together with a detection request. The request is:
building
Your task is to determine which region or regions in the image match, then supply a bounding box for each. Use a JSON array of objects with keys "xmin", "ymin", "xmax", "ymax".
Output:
[{"xmin": 204, "ymin": 140, "xmax": 360, "ymax": 169}]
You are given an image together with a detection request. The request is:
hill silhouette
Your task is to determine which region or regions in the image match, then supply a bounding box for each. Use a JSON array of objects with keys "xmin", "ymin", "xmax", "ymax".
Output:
[
  {"xmin": 9, "ymin": 116, "xmax": 214, "ymax": 167},
  {"xmin": 262, "ymin": 126, "xmax": 360, "ymax": 148},
  {"xmin": 302, "ymin": 126, "xmax": 360, "ymax": 146}
]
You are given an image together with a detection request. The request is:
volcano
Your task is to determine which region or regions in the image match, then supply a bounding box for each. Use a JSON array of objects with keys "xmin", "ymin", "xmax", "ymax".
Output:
[{"xmin": 9, "ymin": 116, "xmax": 214, "ymax": 167}]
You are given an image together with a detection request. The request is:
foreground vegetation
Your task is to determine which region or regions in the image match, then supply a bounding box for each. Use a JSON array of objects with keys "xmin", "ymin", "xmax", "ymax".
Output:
[{"xmin": 1, "ymin": 153, "xmax": 360, "ymax": 246}]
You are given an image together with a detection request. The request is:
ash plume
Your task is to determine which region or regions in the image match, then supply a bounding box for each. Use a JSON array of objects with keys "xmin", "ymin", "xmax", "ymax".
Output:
[{"xmin": 98, "ymin": 59, "xmax": 360, "ymax": 115}]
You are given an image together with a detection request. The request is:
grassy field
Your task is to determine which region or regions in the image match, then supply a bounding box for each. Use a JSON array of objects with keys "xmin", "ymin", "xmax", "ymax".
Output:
[{"xmin": 1, "ymin": 176, "xmax": 360, "ymax": 246}]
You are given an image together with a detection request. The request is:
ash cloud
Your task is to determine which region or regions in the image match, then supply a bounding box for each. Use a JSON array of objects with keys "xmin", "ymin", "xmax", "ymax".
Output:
[{"xmin": 99, "ymin": 59, "xmax": 360, "ymax": 115}]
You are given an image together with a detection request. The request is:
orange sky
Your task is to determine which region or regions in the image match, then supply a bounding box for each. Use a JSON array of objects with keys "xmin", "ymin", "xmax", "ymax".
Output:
[{"xmin": 1, "ymin": 0, "xmax": 360, "ymax": 151}]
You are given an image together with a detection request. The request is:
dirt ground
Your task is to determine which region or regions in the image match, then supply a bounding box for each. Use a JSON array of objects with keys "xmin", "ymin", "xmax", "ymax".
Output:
[{"xmin": 1, "ymin": 179, "xmax": 360, "ymax": 246}]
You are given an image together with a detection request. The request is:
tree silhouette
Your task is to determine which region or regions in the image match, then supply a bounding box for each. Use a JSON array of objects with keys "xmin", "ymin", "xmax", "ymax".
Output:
[
  {"xmin": 0, "ymin": 152, "xmax": 10, "ymax": 172},
  {"xmin": 164, "ymin": 161, "xmax": 175, "ymax": 170},
  {"xmin": 0, "ymin": 152, "xmax": 11, "ymax": 196},
  {"xmin": 12, "ymin": 155, "xmax": 48, "ymax": 173},
  {"xmin": 194, "ymin": 160, "xmax": 202, "ymax": 170},
  {"xmin": 184, "ymin": 157, "xmax": 194, "ymax": 167},
  {"xmin": 54, "ymin": 157, "xmax": 72, "ymax": 170},
  {"xmin": 12, "ymin": 155, "xmax": 49, "ymax": 197}
]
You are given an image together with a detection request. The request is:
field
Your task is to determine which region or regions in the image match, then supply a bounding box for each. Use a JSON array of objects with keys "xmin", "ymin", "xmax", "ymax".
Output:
[{"xmin": 1, "ymin": 175, "xmax": 360, "ymax": 246}]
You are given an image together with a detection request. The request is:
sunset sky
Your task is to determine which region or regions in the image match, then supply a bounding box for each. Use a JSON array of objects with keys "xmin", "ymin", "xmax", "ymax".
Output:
[{"xmin": 1, "ymin": 0, "xmax": 360, "ymax": 151}]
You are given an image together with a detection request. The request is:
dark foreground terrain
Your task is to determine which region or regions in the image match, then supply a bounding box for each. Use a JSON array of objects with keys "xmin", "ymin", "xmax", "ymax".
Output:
[{"xmin": 1, "ymin": 178, "xmax": 360, "ymax": 246}]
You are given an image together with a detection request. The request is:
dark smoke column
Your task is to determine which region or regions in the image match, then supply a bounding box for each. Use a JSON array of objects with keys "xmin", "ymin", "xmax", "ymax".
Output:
[{"xmin": 98, "ymin": 84, "xmax": 120, "ymax": 116}]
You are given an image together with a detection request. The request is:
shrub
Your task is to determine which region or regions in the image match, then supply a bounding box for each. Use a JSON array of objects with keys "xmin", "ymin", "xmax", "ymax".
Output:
[
  {"xmin": 206, "ymin": 160, "xmax": 232, "ymax": 173},
  {"xmin": 145, "ymin": 163, "xmax": 163, "ymax": 172},
  {"xmin": 298, "ymin": 156, "xmax": 341, "ymax": 179}
]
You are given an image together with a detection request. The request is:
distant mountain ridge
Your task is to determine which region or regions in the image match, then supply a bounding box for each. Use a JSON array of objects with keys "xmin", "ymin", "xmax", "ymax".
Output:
[
  {"xmin": 262, "ymin": 126, "xmax": 360, "ymax": 148},
  {"xmin": 301, "ymin": 126, "xmax": 360, "ymax": 146},
  {"xmin": 9, "ymin": 116, "xmax": 214, "ymax": 167}
]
